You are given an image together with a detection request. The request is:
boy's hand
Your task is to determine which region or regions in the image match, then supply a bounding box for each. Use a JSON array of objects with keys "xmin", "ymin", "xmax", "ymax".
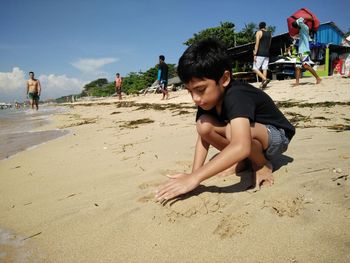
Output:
[{"xmin": 155, "ymin": 173, "xmax": 200, "ymax": 202}]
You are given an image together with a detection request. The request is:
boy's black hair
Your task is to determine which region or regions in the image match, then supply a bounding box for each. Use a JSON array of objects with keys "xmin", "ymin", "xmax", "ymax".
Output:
[
  {"xmin": 259, "ymin": 22, "xmax": 266, "ymax": 29},
  {"xmin": 159, "ymin": 55, "xmax": 165, "ymax": 61},
  {"xmin": 177, "ymin": 38, "xmax": 232, "ymax": 84},
  {"xmin": 29, "ymin": 71, "xmax": 34, "ymax": 75}
]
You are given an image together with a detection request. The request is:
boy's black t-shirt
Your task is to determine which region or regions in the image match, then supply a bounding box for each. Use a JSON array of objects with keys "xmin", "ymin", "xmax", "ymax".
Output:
[{"xmin": 196, "ymin": 81, "xmax": 295, "ymax": 140}]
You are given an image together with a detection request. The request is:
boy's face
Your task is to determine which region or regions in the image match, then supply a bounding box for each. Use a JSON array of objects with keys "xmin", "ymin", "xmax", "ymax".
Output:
[{"xmin": 186, "ymin": 71, "xmax": 231, "ymax": 110}]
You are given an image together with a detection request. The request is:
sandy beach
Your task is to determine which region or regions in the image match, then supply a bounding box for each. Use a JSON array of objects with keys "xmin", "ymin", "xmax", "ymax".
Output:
[{"xmin": 0, "ymin": 76, "xmax": 349, "ymax": 263}]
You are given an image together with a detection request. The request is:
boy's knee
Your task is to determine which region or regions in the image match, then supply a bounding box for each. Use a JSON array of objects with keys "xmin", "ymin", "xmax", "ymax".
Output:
[{"xmin": 196, "ymin": 115, "xmax": 215, "ymax": 136}]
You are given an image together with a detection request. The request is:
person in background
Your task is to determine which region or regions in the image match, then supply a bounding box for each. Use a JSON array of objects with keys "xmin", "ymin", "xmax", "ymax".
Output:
[
  {"xmin": 292, "ymin": 17, "xmax": 321, "ymax": 86},
  {"xmin": 157, "ymin": 55, "xmax": 169, "ymax": 100},
  {"xmin": 115, "ymin": 73, "xmax": 123, "ymax": 100},
  {"xmin": 253, "ymin": 22, "xmax": 272, "ymax": 89},
  {"xmin": 26, "ymin": 71, "xmax": 41, "ymax": 110}
]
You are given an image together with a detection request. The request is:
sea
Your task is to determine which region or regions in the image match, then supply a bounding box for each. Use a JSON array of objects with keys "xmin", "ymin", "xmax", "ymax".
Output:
[
  {"xmin": 0, "ymin": 105, "xmax": 70, "ymax": 261},
  {"xmin": 0, "ymin": 105, "xmax": 69, "ymax": 160}
]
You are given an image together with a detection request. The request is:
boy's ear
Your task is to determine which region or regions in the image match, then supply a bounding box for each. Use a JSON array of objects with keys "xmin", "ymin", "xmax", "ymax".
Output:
[{"xmin": 221, "ymin": 70, "xmax": 231, "ymax": 88}]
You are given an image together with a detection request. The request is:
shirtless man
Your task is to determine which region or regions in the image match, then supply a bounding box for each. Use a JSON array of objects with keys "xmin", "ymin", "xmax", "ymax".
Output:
[{"xmin": 26, "ymin": 71, "xmax": 41, "ymax": 110}]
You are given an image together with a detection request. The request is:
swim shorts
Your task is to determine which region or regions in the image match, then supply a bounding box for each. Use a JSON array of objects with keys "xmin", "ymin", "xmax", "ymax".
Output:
[
  {"xmin": 160, "ymin": 80, "xmax": 168, "ymax": 91},
  {"xmin": 264, "ymin": 124, "xmax": 290, "ymax": 160},
  {"xmin": 28, "ymin": 92, "xmax": 40, "ymax": 101},
  {"xmin": 295, "ymin": 52, "xmax": 314, "ymax": 68}
]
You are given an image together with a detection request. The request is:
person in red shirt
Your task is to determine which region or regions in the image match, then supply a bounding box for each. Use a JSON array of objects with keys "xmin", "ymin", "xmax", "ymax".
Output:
[{"xmin": 115, "ymin": 73, "xmax": 123, "ymax": 100}]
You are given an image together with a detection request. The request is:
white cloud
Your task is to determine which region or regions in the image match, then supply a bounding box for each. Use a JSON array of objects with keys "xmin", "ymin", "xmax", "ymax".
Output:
[
  {"xmin": 0, "ymin": 67, "xmax": 87, "ymax": 101},
  {"xmin": 0, "ymin": 67, "xmax": 26, "ymax": 92},
  {"xmin": 39, "ymin": 74, "xmax": 87, "ymax": 99},
  {"xmin": 71, "ymin": 57, "xmax": 118, "ymax": 73}
]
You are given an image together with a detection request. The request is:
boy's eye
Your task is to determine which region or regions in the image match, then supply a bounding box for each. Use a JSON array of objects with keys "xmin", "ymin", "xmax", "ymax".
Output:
[{"xmin": 197, "ymin": 87, "xmax": 205, "ymax": 93}]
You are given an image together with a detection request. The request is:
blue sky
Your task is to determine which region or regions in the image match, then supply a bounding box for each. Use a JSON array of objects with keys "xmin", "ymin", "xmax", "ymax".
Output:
[{"xmin": 0, "ymin": 0, "xmax": 349, "ymax": 101}]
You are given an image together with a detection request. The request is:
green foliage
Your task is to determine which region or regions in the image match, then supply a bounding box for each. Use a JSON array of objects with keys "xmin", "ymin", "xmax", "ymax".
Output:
[
  {"xmin": 184, "ymin": 21, "xmax": 276, "ymax": 47},
  {"xmin": 80, "ymin": 78, "xmax": 114, "ymax": 97},
  {"xmin": 184, "ymin": 22, "xmax": 236, "ymax": 47},
  {"xmin": 77, "ymin": 64, "xmax": 177, "ymax": 97},
  {"xmin": 121, "ymin": 64, "xmax": 177, "ymax": 94}
]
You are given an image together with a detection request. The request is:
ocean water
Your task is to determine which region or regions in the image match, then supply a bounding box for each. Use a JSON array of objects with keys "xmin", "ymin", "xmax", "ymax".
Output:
[{"xmin": 0, "ymin": 106, "xmax": 69, "ymax": 160}]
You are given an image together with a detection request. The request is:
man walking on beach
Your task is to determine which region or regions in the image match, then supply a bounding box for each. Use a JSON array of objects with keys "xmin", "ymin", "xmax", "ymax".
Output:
[
  {"xmin": 157, "ymin": 55, "xmax": 169, "ymax": 100},
  {"xmin": 115, "ymin": 73, "xmax": 123, "ymax": 100},
  {"xmin": 292, "ymin": 16, "xmax": 321, "ymax": 86},
  {"xmin": 26, "ymin": 71, "xmax": 41, "ymax": 110},
  {"xmin": 253, "ymin": 22, "xmax": 272, "ymax": 89}
]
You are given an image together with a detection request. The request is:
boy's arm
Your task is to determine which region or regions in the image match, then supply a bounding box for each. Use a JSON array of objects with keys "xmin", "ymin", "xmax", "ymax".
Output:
[
  {"xmin": 26, "ymin": 81, "xmax": 29, "ymax": 95},
  {"xmin": 156, "ymin": 117, "xmax": 251, "ymax": 201},
  {"xmin": 192, "ymin": 135, "xmax": 210, "ymax": 172}
]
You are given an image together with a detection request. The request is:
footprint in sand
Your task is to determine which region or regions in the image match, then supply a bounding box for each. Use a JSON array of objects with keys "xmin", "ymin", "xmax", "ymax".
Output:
[
  {"xmin": 165, "ymin": 192, "xmax": 225, "ymax": 222},
  {"xmin": 213, "ymin": 213, "xmax": 249, "ymax": 239},
  {"xmin": 138, "ymin": 180, "xmax": 163, "ymax": 190},
  {"xmin": 262, "ymin": 195, "xmax": 305, "ymax": 217}
]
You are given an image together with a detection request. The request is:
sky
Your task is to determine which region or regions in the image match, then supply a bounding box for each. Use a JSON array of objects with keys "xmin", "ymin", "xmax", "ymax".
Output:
[{"xmin": 0, "ymin": 0, "xmax": 349, "ymax": 102}]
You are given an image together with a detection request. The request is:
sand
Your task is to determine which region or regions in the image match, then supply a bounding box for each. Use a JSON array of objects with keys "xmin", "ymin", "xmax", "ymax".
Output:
[{"xmin": 0, "ymin": 76, "xmax": 349, "ymax": 263}]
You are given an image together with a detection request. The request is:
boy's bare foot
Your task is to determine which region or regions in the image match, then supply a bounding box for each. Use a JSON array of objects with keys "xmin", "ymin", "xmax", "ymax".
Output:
[
  {"xmin": 217, "ymin": 160, "xmax": 249, "ymax": 177},
  {"xmin": 316, "ymin": 78, "xmax": 321, "ymax": 84},
  {"xmin": 251, "ymin": 162, "xmax": 274, "ymax": 191},
  {"xmin": 292, "ymin": 83, "xmax": 299, "ymax": 87}
]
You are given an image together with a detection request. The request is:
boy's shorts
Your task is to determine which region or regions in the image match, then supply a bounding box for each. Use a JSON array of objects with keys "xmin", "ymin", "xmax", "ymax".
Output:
[
  {"xmin": 253, "ymin": 56, "xmax": 269, "ymax": 71},
  {"xmin": 264, "ymin": 125, "xmax": 290, "ymax": 161}
]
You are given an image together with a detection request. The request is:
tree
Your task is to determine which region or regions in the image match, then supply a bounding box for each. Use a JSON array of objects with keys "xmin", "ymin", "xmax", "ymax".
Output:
[
  {"xmin": 184, "ymin": 21, "xmax": 236, "ymax": 47},
  {"xmin": 184, "ymin": 21, "xmax": 276, "ymax": 48}
]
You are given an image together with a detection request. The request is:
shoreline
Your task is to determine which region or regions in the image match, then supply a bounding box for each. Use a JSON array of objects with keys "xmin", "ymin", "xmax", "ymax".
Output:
[
  {"xmin": 0, "ymin": 76, "xmax": 349, "ymax": 263},
  {"xmin": 0, "ymin": 106, "xmax": 70, "ymax": 161}
]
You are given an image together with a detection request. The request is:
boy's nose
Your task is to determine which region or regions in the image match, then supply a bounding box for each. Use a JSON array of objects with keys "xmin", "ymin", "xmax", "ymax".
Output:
[{"xmin": 192, "ymin": 94, "xmax": 201, "ymax": 104}]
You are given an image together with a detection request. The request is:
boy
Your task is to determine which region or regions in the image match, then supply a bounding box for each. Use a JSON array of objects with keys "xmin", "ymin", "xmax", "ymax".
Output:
[
  {"xmin": 292, "ymin": 17, "xmax": 321, "ymax": 86},
  {"xmin": 115, "ymin": 73, "xmax": 123, "ymax": 100},
  {"xmin": 253, "ymin": 22, "xmax": 272, "ymax": 89},
  {"xmin": 26, "ymin": 71, "xmax": 41, "ymax": 110},
  {"xmin": 158, "ymin": 55, "xmax": 169, "ymax": 100},
  {"xmin": 156, "ymin": 39, "xmax": 295, "ymax": 202}
]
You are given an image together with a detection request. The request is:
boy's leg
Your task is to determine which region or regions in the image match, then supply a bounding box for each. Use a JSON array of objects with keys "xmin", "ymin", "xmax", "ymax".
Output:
[
  {"xmin": 196, "ymin": 114, "xmax": 229, "ymax": 150},
  {"xmin": 248, "ymin": 123, "xmax": 274, "ymax": 189},
  {"xmin": 197, "ymin": 115, "xmax": 247, "ymax": 174}
]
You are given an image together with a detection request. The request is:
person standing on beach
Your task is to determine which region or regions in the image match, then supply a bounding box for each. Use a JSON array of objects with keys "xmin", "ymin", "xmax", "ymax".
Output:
[
  {"xmin": 26, "ymin": 71, "xmax": 41, "ymax": 110},
  {"xmin": 292, "ymin": 17, "xmax": 321, "ymax": 86},
  {"xmin": 115, "ymin": 73, "xmax": 123, "ymax": 100},
  {"xmin": 157, "ymin": 55, "xmax": 169, "ymax": 100},
  {"xmin": 253, "ymin": 22, "xmax": 272, "ymax": 89}
]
